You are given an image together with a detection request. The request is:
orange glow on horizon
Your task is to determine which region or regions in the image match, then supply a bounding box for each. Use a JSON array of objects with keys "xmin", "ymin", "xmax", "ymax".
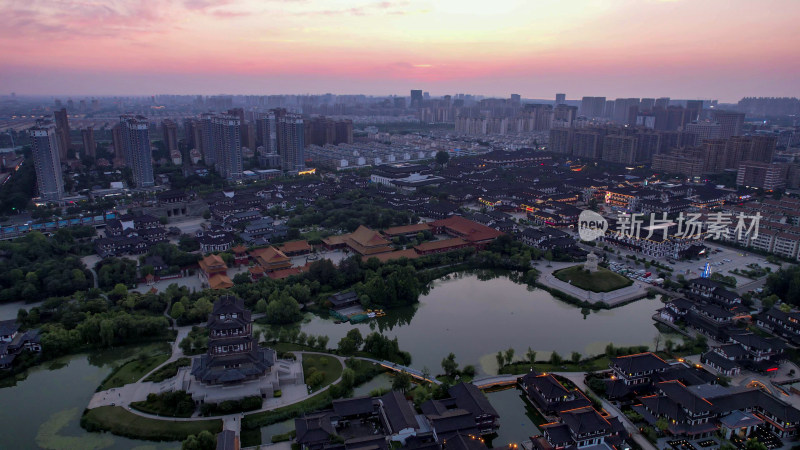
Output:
[{"xmin": 1, "ymin": 0, "xmax": 798, "ymax": 98}]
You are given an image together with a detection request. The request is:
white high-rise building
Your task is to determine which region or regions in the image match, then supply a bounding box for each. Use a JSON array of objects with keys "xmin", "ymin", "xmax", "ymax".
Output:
[{"xmin": 29, "ymin": 121, "xmax": 65, "ymax": 200}]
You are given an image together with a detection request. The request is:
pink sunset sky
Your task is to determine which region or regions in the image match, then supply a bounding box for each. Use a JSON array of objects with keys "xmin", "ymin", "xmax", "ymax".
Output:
[{"xmin": 1, "ymin": 0, "xmax": 798, "ymax": 101}]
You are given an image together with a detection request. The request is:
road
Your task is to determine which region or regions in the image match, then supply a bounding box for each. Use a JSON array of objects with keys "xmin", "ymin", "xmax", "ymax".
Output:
[{"xmin": 555, "ymin": 371, "xmax": 657, "ymax": 450}]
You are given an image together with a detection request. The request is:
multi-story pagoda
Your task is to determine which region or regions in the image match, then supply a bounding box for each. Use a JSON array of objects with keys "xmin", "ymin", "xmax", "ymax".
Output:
[{"xmin": 191, "ymin": 295, "xmax": 275, "ymax": 384}]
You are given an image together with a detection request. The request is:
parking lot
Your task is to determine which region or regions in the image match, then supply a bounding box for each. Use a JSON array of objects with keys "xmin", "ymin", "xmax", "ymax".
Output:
[
  {"xmin": 582, "ymin": 238, "xmax": 782, "ymax": 292},
  {"xmin": 667, "ymin": 243, "xmax": 782, "ymax": 290}
]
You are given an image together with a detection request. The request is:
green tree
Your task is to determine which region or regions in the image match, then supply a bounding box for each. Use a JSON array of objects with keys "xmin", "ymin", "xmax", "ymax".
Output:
[
  {"xmin": 441, "ymin": 352, "xmax": 459, "ymax": 378},
  {"xmin": 392, "ymin": 372, "xmax": 412, "ymax": 393},
  {"xmin": 779, "ymin": 303, "xmax": 792, "ymax": 313},
  {"xmin": 762, "ymin": 294, "xmax": 779, "ymax": 310},
  {"xmin": 341, "ymin": 368, "xmax": 356, "ymax": 389},
  {"xmin": 462, "ymin": 365, "xmax": 476, "ymax": 378},
  {"xmin": 505, "ymin": 348, "xmax": 515, "ymax": 365},
  {"xmin": 526, "ymin": 347, "xmax": 537, "ymax": 365},
  {"xmin": 170, "ymin": 301, "xmax": 186, "ymax": 318},
  {"xmin": 655, "ymin": 418, "xmax": 669, "ymax": 432},
  {"xmin": 255, "ymin": 298, "xmax": 268, "ymax": 313},
  {"xmin": 665, "ymin": 339, "xmax": 675, "ymax": 354},
  {"xmin": 345, "ymin": 329, "xmax": 364, "ymax": 349},
  {"xmin": 744, "ymin": 439, "xmax": 767, "ymax": 450},
  {"xmin": 571, "ymin": 352, "xmax": 581, "ymax": 365},
  {"xmin": 495, "ymin": 351, "xmax": 505, "ymax": 369},
  {"xmin": 337, "ymin": 337, "xmax": 359, "ymax": 355},
  {"xmin": 435, "ymin": 150, "xmax": 450, "ymax": 167},
  {"xmin": 549, "ymin": 351, "xmax": 562, "ymax": 366},
  {"xmin": 111, "ymin": 283, "xmax": 129, "ymax": 299},
  {"xmin": 181, "ymin": 430, "xmax": 215, "ymax": 450}
]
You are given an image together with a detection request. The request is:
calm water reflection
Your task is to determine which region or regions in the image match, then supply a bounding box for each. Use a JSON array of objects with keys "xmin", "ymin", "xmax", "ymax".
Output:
[
  {"xmin": 0, "ymin": 347, "xmax": 177, "ymax": 450},
  {"xmin": 262, "ymin": 272, "xmax": 674, "ymax": 375},
  {"xmin": 486, "ymin": 387, "xmax": 542, "ymax": 447}
]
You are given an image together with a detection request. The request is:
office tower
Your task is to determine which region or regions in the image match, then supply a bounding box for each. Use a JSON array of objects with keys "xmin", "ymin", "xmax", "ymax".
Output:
[
  {"xmin": 655, "ymin": 97, "xmax": 670, "ymax": 109},
  {"xmin": 711, "ymin": 110, "xmax": 745, "ymax": 139},
  {"xmin": 278, "ymin": 113, "xmax": 305, "ymax": 171},
  {"xmin": 652, "ymin": 148, "xmax": 706, "ymax": 178},
  {"xmin": 685, "ymin": 122, "xmax": 721, "ymax": 146},
  {"xmin": 636, "ymin": 114, "xmax": 656, "ymax": 129},
  {"xmin": 552, "ymin": 105, "xmax": 578, "ymax": 128},
  {"xmin": 640, "ymin": 98, "xmax": 655, "ymax": 111},
  {"xmin": 548, "ymin": 128, "xmax": 572, "ymax": 154},
  {"xmin": 227, "ymin": 107, "xmax": 247, "ymax": 145},
  {"xmin": 665, "ymin": 106, "xmax": 691, "ymax": 131},
  {"xmin": 183, "ymin": 119, "xmax": 197, "ymax": 149},
  {"xmin": 304, "ymin": 116, "xmax": 335, "ymax": 147},
  {"xmin": 743, "ymin": 135, "xmax": 777, "ymax": 163},
  {"xmin": 572, "ymin": 129, "xmax": 605, "ymax": 159},
  {"xmin": 602, "ymin": 135, "xmax": 638, "ymax": 164},
  {"xmin": 334, "ymin": 120, "xmax": 354, "ymax": 145},
  {"xmin": 604, "ymin": 100, "xmax": 615, "ymax": 118},
  {"xmin": 410, "ymin": 90, "xmax": 423, "ymax": 108},
  {"xmin": 702, "ymin": 139, "xmax": 729, "ymax": 173},
  {"xmin": 627, "ymin": 104, "xmax": 639, "ymax": 125},
  {"xmin": 685, "ymin": 100, "xmax": 703, "ymax": 122},
  {"xmin": 29, "ymin": 121, "xmax": 65, "ymax": 200},
  {"xmin": 242, "ymin": 123, "xmax": 257, "ymax": 151},
  {"xmin": 211, "ymin": 114, "xmax": 243, "ymax": 180},
  {"xmin": 635, "ymin": 131, "xmax": 661, "ymax": 162},
  {"xmin": 305, "ymin": 116, "xmax": 353, "ymax": 146},
  {"xmin": 119, "ymin": 115, "xmax": 154, "ymax": 188},
  {"xmin": 510, "ymin": 94, "xmax": 521, "ymax": 105},
  {"xmin": 162, "ymin": 119, "xmax": 178, "ymax": 152},
  {"xmin": 256, "ymin": 109, "xmax": 282, "ymax": 156},
  {"xmin": 199, "ymin": 113, "xmax": 216, "ymax": 165},
  {"xmin": 580, "ymin": 96, "xmax": 606, "ymax": 118},
  {"xmin": 555, "ymin": 93, "xmax": 566, "ymax": 105},
  {"xmin": 393, "ymin": 97, "xmax": 406, "ymax": 109},
  {"xmin": 111, "ymin": 123, "xmax": 125, "ymax": 168},
  {"xmin": 736, "ymin": 161, "xmax": 787, "ymax": 190},
  {"xmin": 612, "ymin": 98, "xmax": 639, "ymax": 123},
  {"xmin": 81, "ymin": 126, "xmax": 96, "ymax": 158},
  {"xmin": 53, "ymin": 108, "xmax": 70, "ymax": 160}
]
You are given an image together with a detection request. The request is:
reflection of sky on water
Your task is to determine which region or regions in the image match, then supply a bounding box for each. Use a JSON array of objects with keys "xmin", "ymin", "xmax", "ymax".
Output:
[{"xmin": 264, "ymin": 272, "xmax": 676, "ymax": 375}]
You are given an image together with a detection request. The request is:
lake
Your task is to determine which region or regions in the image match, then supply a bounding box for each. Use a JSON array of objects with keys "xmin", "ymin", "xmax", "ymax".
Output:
[
  {"xmin": 0, "ymin": 271, "xmax": 673, "ymax": 448},
  {"xmin": 0, "ymin": 347, "xmax": 177, "ymax": 450},
  {"xmin": 261, "ymin": 271, "xmax": 677, "ymax": 375}
]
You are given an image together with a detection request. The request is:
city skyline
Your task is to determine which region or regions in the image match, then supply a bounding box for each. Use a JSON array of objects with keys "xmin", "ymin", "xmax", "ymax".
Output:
[{"xmin": 2, "ymin": 0, "xmax": 799, "ymax": 101}]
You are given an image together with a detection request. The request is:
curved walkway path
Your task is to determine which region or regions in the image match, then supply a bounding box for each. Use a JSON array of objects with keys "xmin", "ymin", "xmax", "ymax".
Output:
[{"xmin": 89, "ymin": 351, "xmax": 347, "ymax": 438}]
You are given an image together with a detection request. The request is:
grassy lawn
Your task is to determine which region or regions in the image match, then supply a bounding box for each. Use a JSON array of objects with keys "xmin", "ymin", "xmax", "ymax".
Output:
[
  {"xmin": 143, "ymin": 357, "xmax": 191, "ymax": 383},
  {"xmin": 271, "ymin": 342, "xmax": 321, "ymax": 353},
  {"xmin": 302, "ymin": 354, "xmax": 343, "ymax": 391},
  {"xmin": 81, "ymin": 406, "xmax": 222, "ymax": 441},
  {"xmin": 553, "ymin": 265, "xmax": 633, "ymax": 293},
  {"xmin": 98, "ymin": 353, "xmax": 170, "ymax": 391},
  {"xmin": 302, "ymin": 229, "xmax": 326, "ymax": 242},
  {"xmin": 243, "ymin": 390, "xmax": 334, "ymax": 429},
  {"xmin": 501, "ymin": 356, "xmax": 611, "ymax": 374}
]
